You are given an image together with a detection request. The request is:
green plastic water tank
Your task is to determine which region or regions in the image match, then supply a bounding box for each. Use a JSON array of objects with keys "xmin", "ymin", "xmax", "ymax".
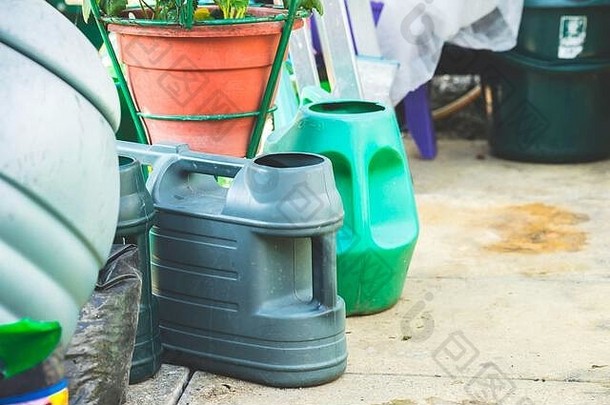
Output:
[
  {"xmin": 517, "ymin": 0, "xmax": 610, "ymax": 61},
  {"xmin": 0, "ymin": 0, "xmax": 120, "ymax": 348}
]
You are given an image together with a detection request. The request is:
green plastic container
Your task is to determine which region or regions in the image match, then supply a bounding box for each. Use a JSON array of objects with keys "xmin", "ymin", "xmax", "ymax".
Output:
[
  {"xmin": 1, "ymin": 0, "xmax": 120, "ymax": 346},
  {"xmin": 115, "ymin": 157, "xmax": 162, "ymax": 383},
  {"xmin": 265, "ymin": 94, "xmax": 419, "ymax": 315},
  {"xmin": 482, "ymin": 51, "xmax": 610, "ymax": 163},
  {"xmin": 517, "ymin": 0, "xmax": 610, "ymax": 61},
  {"xmin": 114, "ymin": 80, "xmax": 143, "ymax": 144},
  {"xmin": 117, "ymin": 142, "xmax": 347, "ymax": 388},
  {"xmin": 0, "ymin": 320, "xmax": 66, "ymax": 404}
]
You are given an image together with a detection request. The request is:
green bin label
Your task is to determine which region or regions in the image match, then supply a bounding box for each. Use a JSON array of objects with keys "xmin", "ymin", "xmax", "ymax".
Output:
[{"xmin": 558, "ymin": 16, "xmax": 587, "ymax": 59}]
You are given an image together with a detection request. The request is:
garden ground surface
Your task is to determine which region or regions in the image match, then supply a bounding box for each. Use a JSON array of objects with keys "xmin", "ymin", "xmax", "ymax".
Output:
[{"xmin": 126, "ymin": 138, "xmax": 610, "ymax": 405}]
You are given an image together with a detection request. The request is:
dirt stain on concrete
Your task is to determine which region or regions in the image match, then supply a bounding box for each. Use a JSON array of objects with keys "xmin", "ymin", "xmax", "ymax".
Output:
[
  {"xmin": 425, "ymin": 398, "xmax": 493, "ymax": 405},
  {"xmin": 374, "ymin": 400, "xmax": 417, "ymax": 405},
  {"xmin": 485, "ymin": 203, "xmax": 588, "ymax": 254}
]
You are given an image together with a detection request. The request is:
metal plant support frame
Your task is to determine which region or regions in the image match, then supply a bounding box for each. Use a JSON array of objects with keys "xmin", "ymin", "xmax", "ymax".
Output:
[{"xmin": 89, "ymin": 0, "xmax": 306, "ymax": 158}]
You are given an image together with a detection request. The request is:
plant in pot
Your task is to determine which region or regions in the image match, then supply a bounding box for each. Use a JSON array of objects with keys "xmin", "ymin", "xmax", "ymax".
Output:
[{"xmin": 85, "ymin": 0, "xmax": 322, "ymax": 157}]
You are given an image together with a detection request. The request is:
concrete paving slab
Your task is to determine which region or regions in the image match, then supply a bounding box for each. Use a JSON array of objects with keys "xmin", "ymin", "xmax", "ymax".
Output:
[
  {"xmin": 179, "ymin": 371, "xmax": 610, "ymax": 405},
  {"xmin": 406, "ymin": 140, "xmax": 610, "ymax": 282},
  {"xmin": 125, "ymin": 364, "xmax": 190, "ymax": 405},
  {"xmin": 345, "ymin": 277, "xmax": 610, "ymax": 382},
  {"xmin": 411, "ymin": 196, "xmax": 610, "ymax": 281},
  {"xmin": 127, "ymin": 139, "xmax": 610, "ymax": 404},
  {"xmin": 405, "ymin": 140, "xmax": 610, "ymax": 203}
]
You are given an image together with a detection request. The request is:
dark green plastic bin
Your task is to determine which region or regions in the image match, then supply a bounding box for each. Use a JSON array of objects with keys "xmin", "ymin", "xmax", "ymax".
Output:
[
  {"xmin": 482, "ymin": 52, "xmax": 610, "ymax": 163},
  {"xmin": 518, "ymin": 0, "xmax": 610, "ymax": 61},
  {"xmin": 115, "ymin": 81, "xmax": 141, "ymax": 144}
]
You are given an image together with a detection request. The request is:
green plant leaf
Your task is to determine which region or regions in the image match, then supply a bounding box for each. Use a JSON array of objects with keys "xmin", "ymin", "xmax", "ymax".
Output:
[
  {"xmin": 310, "ymin": 0, "xmax": 323, "ymax": 16},
  {"xmin": 82, "ymin": 0, "xmax": 92, "ymax": 23},
  {"xmin": 104, "ymin": 0, "xmax": 128, "ymax": 16},
  {"xmin": 232, "ymin": 0, "xmax": 248, "ymax": 18},
  {"xmin": 284, "ymin": 0, "xmax": 324, "ymax": 16}
]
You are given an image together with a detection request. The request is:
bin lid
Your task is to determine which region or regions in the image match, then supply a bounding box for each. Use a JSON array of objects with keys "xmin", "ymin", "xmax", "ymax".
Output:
[
  {"xmin": 525, "ymin": 0, "xmax": 610, "ymax": 8},
  {"xmin": 494, "ymin": 50, "xmax": 610, "ymax": 72}
]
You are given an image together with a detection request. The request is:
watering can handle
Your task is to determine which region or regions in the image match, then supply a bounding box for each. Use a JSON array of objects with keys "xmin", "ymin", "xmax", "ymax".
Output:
[
  {"xmin": 311, "ymin": 234, "xmax": 338, "ymax": 309},
  {"xmin": 300, "ymin": 86, "xmax": 333, "ymax": 107},
  {"xmin": 116, "ymin": 141, "xmax": 245, "ymax": 178}
]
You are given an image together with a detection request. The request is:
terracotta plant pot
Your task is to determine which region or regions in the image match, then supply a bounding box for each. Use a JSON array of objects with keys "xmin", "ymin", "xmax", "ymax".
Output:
[{"xmin": 109, "ymin": 7, "xmax": 303, "ymax": 157}]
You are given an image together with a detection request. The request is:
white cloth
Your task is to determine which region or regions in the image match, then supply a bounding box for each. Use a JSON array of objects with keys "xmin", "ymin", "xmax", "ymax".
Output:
[{"xmin": 375, "ymin": 0, "xmax": 524, "ymax": 105}]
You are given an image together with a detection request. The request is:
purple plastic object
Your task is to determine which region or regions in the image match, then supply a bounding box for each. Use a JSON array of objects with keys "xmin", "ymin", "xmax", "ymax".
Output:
[
  {"xmin": 310, "ymin": 0, "xmax": 437, "ymax": 159},
  {"xmin": 369, "ymin": 1, "xmax": 437, "ymax": 159},
  {"xmin": 370, "ymin": 1, "xmax": 383, "ymax": 23},
  {"xmin": 404, "ymin": 84, "xmax": 437, "ymax": 159}
]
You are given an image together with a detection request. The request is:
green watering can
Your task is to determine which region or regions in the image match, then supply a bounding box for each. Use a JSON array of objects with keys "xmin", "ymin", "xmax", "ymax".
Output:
[{"xmin": 265, "ymin": 87, "xmax": 420, "ymax": 315}]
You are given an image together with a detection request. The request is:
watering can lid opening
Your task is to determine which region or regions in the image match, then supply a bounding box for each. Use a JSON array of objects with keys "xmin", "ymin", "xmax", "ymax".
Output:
[
  {"xmin": 308, "ymin": 101, "xmax": 386, "ymax": 115},
  {"xmin": 254, "ymin": 153, "xmax": 325, "ymax": 169}
]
